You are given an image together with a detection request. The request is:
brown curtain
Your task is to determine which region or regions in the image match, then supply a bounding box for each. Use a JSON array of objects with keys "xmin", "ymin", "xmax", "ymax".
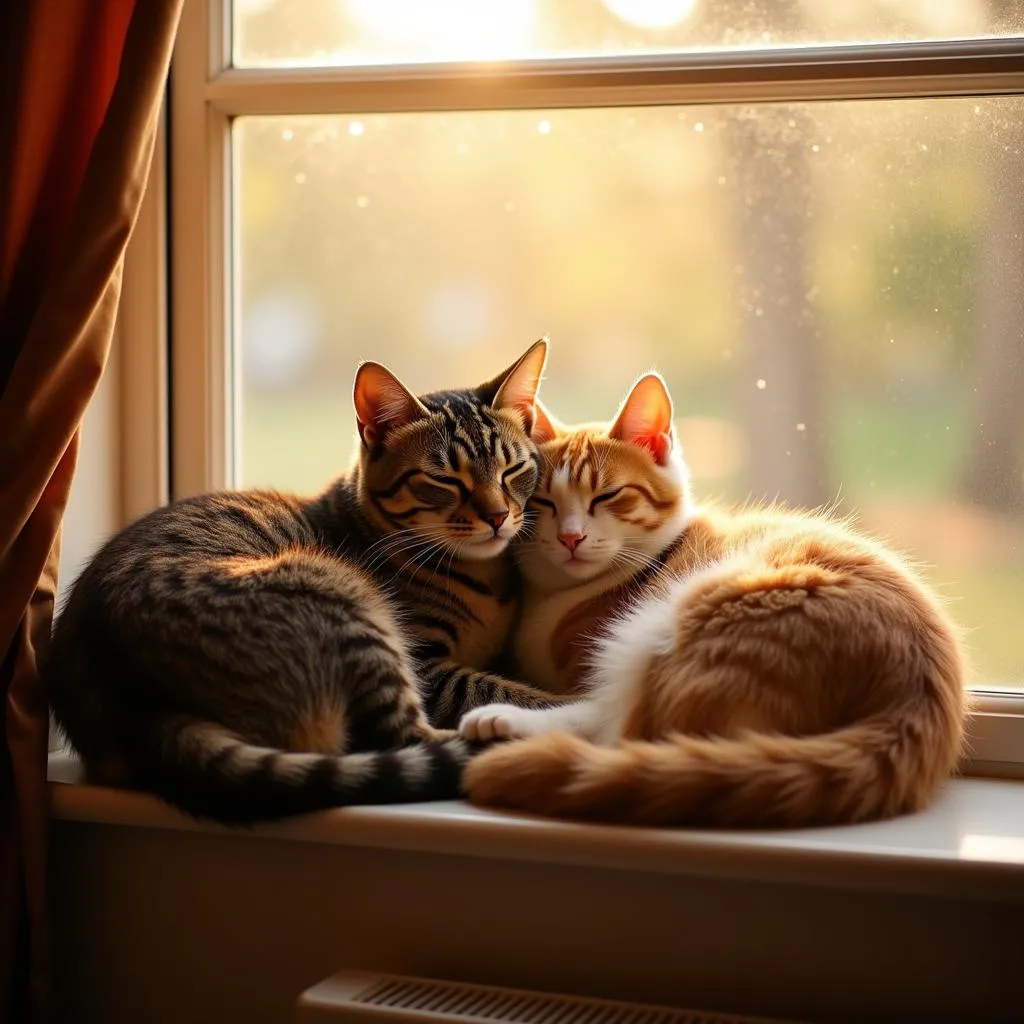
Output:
[{"xmin": 0, "ymin": 2, "xmax": 183, "ymax": 1019}]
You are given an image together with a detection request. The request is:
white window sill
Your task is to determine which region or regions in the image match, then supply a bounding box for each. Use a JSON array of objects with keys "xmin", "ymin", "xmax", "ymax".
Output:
[{"xmin": 48, "ymin": 751, "xmax": 1024, "ymax": 904}]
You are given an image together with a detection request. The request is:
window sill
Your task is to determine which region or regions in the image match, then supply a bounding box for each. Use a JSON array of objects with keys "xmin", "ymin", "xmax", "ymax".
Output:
[{"xmin": 48, "ymin": 751, "xmax": 1024, "ymax": 904}]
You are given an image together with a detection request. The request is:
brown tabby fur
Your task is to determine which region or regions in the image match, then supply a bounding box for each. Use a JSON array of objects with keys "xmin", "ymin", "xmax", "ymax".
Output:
[
  {"xmin": 47, "ymin": 341, "xmax": 561, "ymax": 823},
  {"xmin": 462, "ymin": 373, "xmax": 969, "ymax": 827}
]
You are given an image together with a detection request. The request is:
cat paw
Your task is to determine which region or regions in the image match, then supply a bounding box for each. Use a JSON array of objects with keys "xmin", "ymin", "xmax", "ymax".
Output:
[{"xmin": 458, "ymin": 704, "xmax": 538, "ymax": 743}]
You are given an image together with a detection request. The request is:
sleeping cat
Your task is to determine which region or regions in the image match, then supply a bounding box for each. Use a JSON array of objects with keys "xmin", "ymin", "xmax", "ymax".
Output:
[
  {"xmin": 47, "ymin": 340, "xmax": 562, "ymax": 823},
  {"xmin": 460, "ymin": 372, "xmax": 968, "ymax": 827}
]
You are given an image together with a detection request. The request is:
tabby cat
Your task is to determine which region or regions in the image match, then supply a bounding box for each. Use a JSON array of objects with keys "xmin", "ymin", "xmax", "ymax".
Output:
[
  {"xmin": 460, "ymin": 372, "xmax": 968, "ymax": 827},
  {"xmin": 47, "ymin": 341, "xmax": 560, "ymax": 823}
]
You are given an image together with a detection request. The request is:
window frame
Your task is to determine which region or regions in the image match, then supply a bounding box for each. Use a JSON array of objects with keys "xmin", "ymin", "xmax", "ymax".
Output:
[{"xmin": 157, "ymin": 0, "xmax": 1024, "ymax": 772}]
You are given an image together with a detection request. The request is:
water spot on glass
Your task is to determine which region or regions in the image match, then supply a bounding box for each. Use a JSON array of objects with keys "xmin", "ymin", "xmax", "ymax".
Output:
[
  {"xmin": 694, "ymin": 122, "xmax": 704, "ymax": 133},
  {"xmin": 717, "ymin": 176, "xmax": 726, "ymax": 185},
  {"xmin": 294, "ymin": 172, "xmax": 306, "ymax": 184},
  {"xmin": 811, "ymin": 144, "xmax": 820, "ymax": 153},
  {"xmin": 756, "ymin": 379, "xmax": 767, "ymax": 390},
  {"xmin": 356, "ymin": 195, "xmax": 369, "ymax": 208},
  {"xmin": 282, "ymin": 128, "xmax": 294, "ymax": 141},
  {"xmin": 796, "ymin": 423, "xmax": 806, "ymax": 431},
  {"xmin": 348, "ymin": 121, "xmax": 364, "ymax": 137},
  {"xmin": 538, "ymin": 120, "xmax": 551, "ymax": 134}
]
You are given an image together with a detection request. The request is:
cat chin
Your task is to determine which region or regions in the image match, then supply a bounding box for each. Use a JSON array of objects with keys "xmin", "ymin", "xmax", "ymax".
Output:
[
  {"xmin": 456, "ymin": 535, "xmax": 511, "ymax": 561},
  {"xmin": 530, "ymin": 554, "xmax": 614, "ymax": 589}
]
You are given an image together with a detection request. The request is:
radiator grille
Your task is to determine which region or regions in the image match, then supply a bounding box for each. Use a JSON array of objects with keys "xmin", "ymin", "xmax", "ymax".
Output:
[{"xmin": 295, "ymin": 971, "xmax": 804, "ymax": 1024}]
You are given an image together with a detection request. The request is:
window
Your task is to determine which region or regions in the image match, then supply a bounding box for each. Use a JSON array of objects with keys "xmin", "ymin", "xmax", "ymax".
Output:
[{"xmin": 167, "ymin": 1, "xmax": 1024, "ymax": 768}]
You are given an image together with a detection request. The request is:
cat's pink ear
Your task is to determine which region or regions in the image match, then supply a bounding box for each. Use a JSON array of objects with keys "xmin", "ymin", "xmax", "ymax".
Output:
[
  {"xmin": 609, "ymin": 373, "xmax": 675, "ymax": 466},
  {"xmin": 481, "ymin": 337, "xmax": 549, "ymax": 433},
  {"xmin": 531, "ymin": 399, "xmax": 562, "ymax": 444},
  {"xmin": 353, "ymin": 361, "xmax": 430, "ymax": 448}
]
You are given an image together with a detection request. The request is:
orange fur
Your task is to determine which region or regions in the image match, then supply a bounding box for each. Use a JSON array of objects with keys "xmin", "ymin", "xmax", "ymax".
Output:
[{"xmin": 465, "ymin": 376, "xmax": 968, "ymax": 827}]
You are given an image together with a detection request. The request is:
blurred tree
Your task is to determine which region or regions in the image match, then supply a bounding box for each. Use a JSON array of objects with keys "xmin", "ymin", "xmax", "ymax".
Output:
[
  {"xmin": 958, "ymin": 120, "xmax": 1024, "ymax": 514},
  {"xmin": 722, "ymin": 98, "xmax": 829, "ymax": 507}
]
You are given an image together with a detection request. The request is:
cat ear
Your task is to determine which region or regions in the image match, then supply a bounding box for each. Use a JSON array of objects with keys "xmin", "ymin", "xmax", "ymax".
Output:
[
  {"xmin": 608, "ymin": 373, "xmax": 675, "ymax": 466},
  {"xmin": 478, "ymin": 337, "xmax": 549, "ymax": 433},
  {"xmin": 531, "ymin": 398, "xmax": 562, "ymax": 444},
  {"xmin": 352, "ymin": 361, "xmax": 430, "ymax": 448}
]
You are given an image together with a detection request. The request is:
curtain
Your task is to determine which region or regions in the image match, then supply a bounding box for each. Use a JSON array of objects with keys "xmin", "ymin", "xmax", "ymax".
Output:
[{"xmin": 0, "ymin": 2, "xmax": 183, "ymax": 1019}]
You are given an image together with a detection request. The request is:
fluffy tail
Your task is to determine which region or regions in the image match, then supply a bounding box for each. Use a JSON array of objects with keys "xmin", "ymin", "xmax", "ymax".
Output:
[
  {"xmin": 123, "ymin": 715, "xmax": 475, "ymax": 824},
  {"xmin": 463, "ymin": 710, "xmax": 962, "ymax": 828}
]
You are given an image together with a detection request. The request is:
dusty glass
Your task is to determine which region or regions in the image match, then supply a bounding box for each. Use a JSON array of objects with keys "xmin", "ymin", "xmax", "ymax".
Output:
[
  {"xmin": 234, "ymin": 97, "xmax": 1024, "ymax": 690},
  {"xmin": 233, "ymin": 0, "xmax": 1024, "ymax": 68}
]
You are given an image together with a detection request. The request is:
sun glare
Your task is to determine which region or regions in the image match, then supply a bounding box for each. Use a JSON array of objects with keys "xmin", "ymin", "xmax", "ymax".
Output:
[
  {"xmin": 345, "ymin": 0, "xmax": 537, "ymax": 62},
  {"xmin": 959, "ymin": 833, "xmax": 1024, "ymax": 863},
  {"xmin": 601, "ymin": 0, "xmax": 698, "ymax": 31}
]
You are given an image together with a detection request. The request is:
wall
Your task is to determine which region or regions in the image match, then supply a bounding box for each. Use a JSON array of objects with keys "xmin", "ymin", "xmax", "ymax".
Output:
[
  {"xmin": 57, "ymin": 335, "xmax": 121, "ymax": 598},
  {"xmin": 49, "ymin": 820, "xmax": 1022, "ymax": 1024},
  {"xmin": 50, "ymin": 338, "xmax": 121, "ymax": 753}
]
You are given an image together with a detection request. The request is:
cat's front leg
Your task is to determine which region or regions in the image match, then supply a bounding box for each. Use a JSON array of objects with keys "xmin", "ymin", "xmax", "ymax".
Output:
[
  {"xmin": 459, "ymin": 699, "xmax": 601, "ymax": 743},
  {"xmin": 420, "ymin": 657, "xmax": 575, "ymax": 730}
]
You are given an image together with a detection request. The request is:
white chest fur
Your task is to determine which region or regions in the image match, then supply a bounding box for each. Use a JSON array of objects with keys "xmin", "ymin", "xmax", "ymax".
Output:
[{"xmin": 512, "ymin": 569, "xmax": 635, "ymax": 694}]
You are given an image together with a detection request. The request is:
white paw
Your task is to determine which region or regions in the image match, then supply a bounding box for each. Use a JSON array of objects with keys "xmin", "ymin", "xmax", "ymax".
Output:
[{"xmin": 458, "ymin": 704, "xmax": 539, "ymax": 743}]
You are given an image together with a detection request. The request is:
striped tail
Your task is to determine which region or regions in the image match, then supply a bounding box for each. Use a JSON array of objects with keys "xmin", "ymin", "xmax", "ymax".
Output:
[
  {"xmin": 124, "ymin": 715, "xmax": 475, "ymax": 824},
  {"xmin": 463, "ymin": 706, "xmax": 963, "ymax": 828}
]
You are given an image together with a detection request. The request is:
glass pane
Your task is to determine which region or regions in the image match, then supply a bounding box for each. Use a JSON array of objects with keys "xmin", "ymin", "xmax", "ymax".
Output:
[
  {"xmin": 234, "ymin": 97, "xmax": 1024, "ymax": 691},
  {"xmin": 233, "ymin": 0, "xmax": 1024, "ymax": 68}
]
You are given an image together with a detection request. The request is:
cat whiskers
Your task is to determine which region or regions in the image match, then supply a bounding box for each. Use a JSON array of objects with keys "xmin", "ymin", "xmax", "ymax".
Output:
[
  {"xmin": 364, "ymin": 526, "xmax": 452, "ymax": 576},
  {"xmin": 362, "ymin": 524, "xmax": 438, "ymax": 560},
  {"xmin": 608, "ymin": 547, "xmax": 662, "ymax": 576},
  {"xmin": 384, "ymin": 534, "xmax": 455, "ymax": 586}
]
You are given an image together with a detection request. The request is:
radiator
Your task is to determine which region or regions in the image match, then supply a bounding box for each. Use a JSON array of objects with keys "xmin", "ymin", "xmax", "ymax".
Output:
[{"xmin": 294, "ymin": 970, "xmax": 806, "ymax": 1024}]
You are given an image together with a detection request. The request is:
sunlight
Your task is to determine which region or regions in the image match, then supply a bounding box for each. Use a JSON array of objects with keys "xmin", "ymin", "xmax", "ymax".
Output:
[
  {"xmin": 601, "ymin": 0, "xmax": 697, "ymax": 31},
  {"xmin": 959, "ymin": 833, "xmax": 1024, "ymax": 863},
  {"xmin": 345, "ymin": 0, "xmax": 537, "ymax": 62}
]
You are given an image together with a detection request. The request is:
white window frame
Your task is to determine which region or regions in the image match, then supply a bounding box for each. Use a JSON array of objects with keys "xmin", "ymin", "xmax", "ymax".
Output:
[{"xmin": 151, "ymin": 0, "xmax": 1024, "ymax": 775}]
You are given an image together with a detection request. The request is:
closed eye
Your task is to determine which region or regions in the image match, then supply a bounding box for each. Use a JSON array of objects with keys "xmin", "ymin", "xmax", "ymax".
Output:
[
  {"xmin": 500, "ymin": 461, "xmax": 527, "ymax": 485},
  {"xmin": 529, "ymin": 495, "xmax": 556, "ymax": 514},
  {"xmin": 409, "ymin": 480, "xmax": 459, "ymax": 506},
  {"xmin": 501, "ymin": 460, "xmax": 537, "ymax": 495},
  {"xmin": 428, "ymin": 473, "xmax": 471, "ymax": 500},
  {"xmin": 588, "ymin": 488, "xmax": 624, "ymax": 514}
]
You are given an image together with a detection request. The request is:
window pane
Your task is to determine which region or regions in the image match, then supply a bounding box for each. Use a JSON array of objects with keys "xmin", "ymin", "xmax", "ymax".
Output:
[
  {"xmin": 234, "ymin": 97, "xmax": 1024, "ymax": 691},
  {"xmin": 233, "ymin": 0, "xmax": 1024, "ymax": 68}
]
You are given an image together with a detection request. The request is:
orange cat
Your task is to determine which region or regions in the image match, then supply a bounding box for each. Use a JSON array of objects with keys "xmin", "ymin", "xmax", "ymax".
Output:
[{"xmin": 460, "ymin": 373, "xmax": 968, "ymax": 827}]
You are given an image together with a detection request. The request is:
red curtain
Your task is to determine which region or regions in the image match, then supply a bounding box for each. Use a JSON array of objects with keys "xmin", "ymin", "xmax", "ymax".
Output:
[{"xmin": 0, "ymin": 2, "xmax": 183, "ymax": 1019}]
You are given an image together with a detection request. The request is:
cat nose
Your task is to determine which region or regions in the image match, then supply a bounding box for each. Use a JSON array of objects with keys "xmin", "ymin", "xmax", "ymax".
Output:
[
  {"xmin": 558, "ymin": 532, "xmax": 586, "ymax": 552},
  {"xmin": 481, "ymin": 509, "xmax": 509, "ymax": 533}
]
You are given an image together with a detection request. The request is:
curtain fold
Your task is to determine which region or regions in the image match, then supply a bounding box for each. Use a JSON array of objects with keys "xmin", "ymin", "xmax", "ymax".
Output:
[{"xmin": 0, "ymin": 2, "xmax": 183, "ymax": 1019}]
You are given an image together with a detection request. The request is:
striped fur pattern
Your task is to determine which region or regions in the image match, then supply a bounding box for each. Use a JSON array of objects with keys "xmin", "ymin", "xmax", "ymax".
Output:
[
  {"xmin": 46, "ymin": 341, "xmax": 560, "ymax": 823},
  {"xmin": 462, "ymin": 373, "xmax": 968, "ymax": 828}
]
